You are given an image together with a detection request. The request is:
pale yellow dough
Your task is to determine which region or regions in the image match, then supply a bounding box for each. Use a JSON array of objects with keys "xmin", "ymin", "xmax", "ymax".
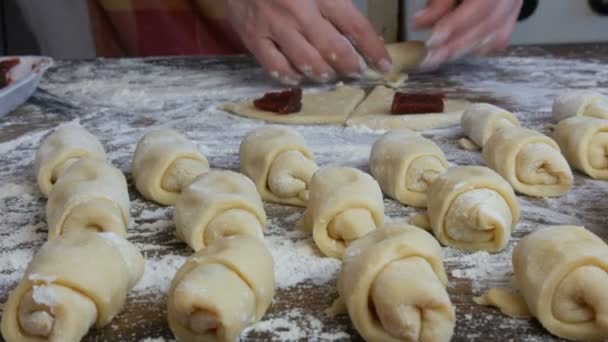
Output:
[
  {"xmin": 473, "ymin": 288, "xmax": 531, "ymax": 319},
  {"xmin": 554, "ymin": 116, "xmax": 608, "ymax": 180},
  {"xmin": 552, "ymin": 90, "xmax": 608, "ymax": 122},
  {"xmin": 174, "ymin": 170, "xmax": 266, "ymax": 252},
  {"xmin": 301, "ymin": 166, "xmax": 384, "ymax": 259},
  {"xmin": 46, "ymin": 158, "xmax": 130, "ymax": 240},
  {"xmin": 132, "ymin": 129, "xmax": 209, "ymax": 206},
  {"xmin": 34, "ymin": 123, "xmax": 106, "ymax": 197},
  {"xmin": 221, "ymin": 85, "xmax": 366, "ymax": 124},
  {"xmin": 483, "ymin": 127, "xmax": 573, "ymax": 197},
  {"xmin": 239, "ymin": 126, "xmax": 318, "ymax": 207},
  {"xmin": 338, "ymin": 223, "xmax": 455, "ymax": 342},
  {"xmin": 167, "ymin": 236, "xmax": 275, "ymax": 342},
  {"xmin": 363, "ymin": 41, "xmax": 427, "ymax": 87},
  {"xmin": 370, "ymin": 130, "xmax": 448, "ymax": 208},
  {"xmin": 461, "ymin": 103, "xmax": 520, "ymax": 148},
  {"xmin": 513, "ymin": 225, "xmax": 608, "ymax": 341},
  {"xmin": 1, "ymin": 231, "xmax": 144, "ymax": 342},
  {"xmin": 346, "ymin": 85, "xmax": 470, "ymax": 130},
  {"xmin": 427, "ymin": 166, "xmax": 520, "ymax": 252}
]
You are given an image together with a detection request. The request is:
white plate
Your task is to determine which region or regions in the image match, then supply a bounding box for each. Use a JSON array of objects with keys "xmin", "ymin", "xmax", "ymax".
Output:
[{"xmin": 0, "ymin": 56, "xmax": 53, "ymax": 117}]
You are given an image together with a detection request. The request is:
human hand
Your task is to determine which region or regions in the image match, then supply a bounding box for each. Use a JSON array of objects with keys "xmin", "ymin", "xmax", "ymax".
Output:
[
  {"xmin": 224, "ymin": 0, "xmax": 392, "ymax": 84},
  {"xmin": 413, "ymin": 0, "xmax": 523, "ymax": 70}
]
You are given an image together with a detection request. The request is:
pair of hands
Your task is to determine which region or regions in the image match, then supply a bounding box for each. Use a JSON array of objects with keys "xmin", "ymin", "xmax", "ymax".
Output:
[{"xmin": 225, "ymin": 0, "xmax": 523, "ymax": 84}]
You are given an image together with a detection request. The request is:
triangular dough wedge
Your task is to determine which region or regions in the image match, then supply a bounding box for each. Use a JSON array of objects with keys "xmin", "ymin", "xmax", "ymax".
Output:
[
  {"xmin": 220, "ymin": 85, "xmax": 366, "ymax": 124},
  {"xmin": 346, "ymin": 85, "xmax": 470, "ymax": 130}
]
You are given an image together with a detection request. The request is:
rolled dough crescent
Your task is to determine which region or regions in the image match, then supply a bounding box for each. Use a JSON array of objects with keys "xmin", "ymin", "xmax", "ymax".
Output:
[
  {"xmin": 346, "ymin": 85, "xmax": 471, "ymax": 130},
  {"xmin": 220, "ymin": 85, "xmax": 366, "ymax": 124}
]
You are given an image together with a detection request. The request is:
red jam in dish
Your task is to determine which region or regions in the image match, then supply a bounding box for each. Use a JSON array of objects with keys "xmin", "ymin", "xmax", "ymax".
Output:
[
  {"xmin": 254, "ymin": 88, "xmax": 303, "ymax": 114},
  {"xmin": 391, "ymin": 92, "xmax": 445, "ymax": 115},
  {"xmin": 0, "ymin": 59, "xmax": 20, "ymax": 89}
]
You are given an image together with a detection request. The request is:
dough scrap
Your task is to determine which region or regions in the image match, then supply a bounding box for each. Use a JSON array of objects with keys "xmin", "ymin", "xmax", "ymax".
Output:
[
  {"xmin": 346, "ymin": 85, "xmax": 470, "ymax": 130},
  {"xmin": 239, "ymin": 126, "xmax": 318, "ymax": 207},
  {"xmin": 370, "ymin": 130, "xmax": 448, "ymax": 208},
  {"xmin": 221, "ymin": 85, "xmax": 366, "ymax": 124},
  {"xmin": 483, "ymin": 127, "xmax": 573, "ymax": 197},
  {"xmin": 34, "ymin": 123, "xmax": 106, "ymax": 196},
  {"xmin": 513, "ymin": 225, "xmax": 608, "ymax": 341},
  {"xmin": 427, "ymin": 166, "xmax": 520, "ymax": 252},
  {"xmin": 552, "ymin": 90, "xmax": 608, "ymax": 122},
  {"xmin": 174, "ymin": 170, "xmax": 266, "ymax": 252},
  {"xmin": 461, "ymin": 103, "xmax": 520, "ymax": 148},
  {"xmin": 554, "ymin": 116, "xmax": 608, "ymax": 180},
  {"xmin": 363, "ymin": 41, "xmax": 427, "ymax": 87},
  {"xmin": 1, "ymin": 231, "xmax": 144, "ymax": 342},
  {"xmin": 474, "ymin": 288, "xmax": 531, "ymax": 319},
  {"xmin": 168, "ymin": 236, "xmax": 274, "ymax": 342},
  {"xmin": 46, "ymin": 158, "xmax": 130, "ymax": 240},
  {"xmin": 301, "ymin": 166, "xmax": 384, "ymax": 259},
  {"xmin": 132, "ymin": 129, "xmax": 209, "ymax": 206},
  {"xmin": 338, "ymin": 223, "xmax": 455, "ymax": 342}
]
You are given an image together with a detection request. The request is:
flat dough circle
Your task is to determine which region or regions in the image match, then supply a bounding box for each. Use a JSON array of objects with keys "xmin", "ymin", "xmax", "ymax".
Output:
[{"xmin": 346, "ymin": 86, "xmax": 470, "ymax": 130}]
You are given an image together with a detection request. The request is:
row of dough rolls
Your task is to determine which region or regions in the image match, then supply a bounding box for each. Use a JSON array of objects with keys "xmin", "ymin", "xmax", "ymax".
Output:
[
  {"xmin": 1, "ymin": 231, "xmax": 144, "ymax": 342},
  {"xmin": 554, "ymin": 117, "xmax": 608, "ymax": 180},
  {"xmin": 240, "ymin": 126, "xmax": 318, "ymax": 207},
  {"xmin": 301, "ymin": 166, "xmax": 384, "ymax": 258},
  {"xmin": 36, "ymin": 124, "xmax": 130, "ymax": 239},
  {"xmin": 132, "ymin": 129, "xmax": 209, "ymax": 206},
  {"xmin": 370, "ymin": 130, "xmax": 448, "ymax": 208},
  {"xmin": 477, "ymin": 226, "xmax": 608, "ymax": 341},
  {"xmin": 338, "ymin": 223, "xmax": 455, "ymax": 341},
  {"xmin": 427, "ymin": 166, "xmax": 520, "ymax": 252},
  {"xmin": 168, "ymin": 235, "xmax": 275, "ymax": 342},
  {"xmin": 174, "ymin": 170, "xmax": 266, "ymax": 252}
]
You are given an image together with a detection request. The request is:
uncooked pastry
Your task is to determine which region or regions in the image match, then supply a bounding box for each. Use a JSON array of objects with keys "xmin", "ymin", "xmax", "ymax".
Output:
[
  {"xmin": 47, "ymin": 158, "xmax": 130, "ymax": 240},
  {"xmin": 473, "ymin": 288, "xmax": 531, "ymax": 319},
  {"xmin": 363, "ymin": 41, "xmax": 427, "ymax": 87},
  {"xmin": 132, "ymin": 129, "xmax": 209, "ymax": 206},
  {"xmin": 220, "ymin": 84, "xmax": 366, "ymax": 124},
  {"xmin": 552, "ymin": 90, "xmax": 608, "ymax": 122},
  {"xmin": 461, "ymin": 103, "xmax": 520, "ymax": 148},
  {"xmin": 346, "ymin": 85, "xmax": 470, "ymax": 130},
  {"xmin": 34, "ymin": 123, "xmax": 106, "ymax": 196},
  {"xmin": 427, "ymin": 166, "xmax": 520, "ymax": 252},
  {"xmin": 1, "ymin": 231, "xmax": 144, "ymax": 342},
  {"xmin": 300, "ymin": 166, "xmax": 384, "ymax": 259},
  {"xmin": 554, "ymin": 116, "xmax": 608, "ymax": 180},
  {"xmin": 174, "ymin": 170, "xmax": 266, "ymax": 252},
  {"xmin": 512, "ymin": 225, "xmax": 608, "ymax": 341},
  {"xmin": 167, "ymin": 235, "xmax": 274, "ymax": 342},
  {"xmin": 239, "ymin": 125, "xmax": 318, "ymax": 207},
  {"xmin": 483, "ymin": 127, "xmax": 573, "ymax": 197},
  {"xmin": 338, "ymin": 223, "xmax": 455, "ymax": 341},
  {"xmin": 370, "ymin": 130, "xmax": 448, "ymax": 208}
]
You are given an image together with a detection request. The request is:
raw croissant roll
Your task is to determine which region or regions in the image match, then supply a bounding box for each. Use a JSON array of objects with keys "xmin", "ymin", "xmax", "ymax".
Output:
[
  {"xmin": 427, "ymin": 166, "xmax": 520, "ymax": 252},
  {"xmin": 483, "ymin": 127, "xmax": 573, "ymax": 197},
  {"xmin": 513, "ymin": 225, "xmax": 608, "ymax": 341},
  {"xmin": 461, "ymin": 103, "xmax": 520, "ymax": 148},
  {"xmin": 47, "ymin": 158, "xmax": 130, "ymax": 239},
  {"xmin": 339, "ymin": 223, "xmax": 455, "ymax": 342},
  {"xmin": 240, "ymin": 125, "xmax": 318, "ymax": 207},
  {"xmin": 1, "ymin": 231, "xmax": 144, "ymax": 342},
  {"xmin": 34, "ymin": 123, "xmax": 106, "ymax": 196},
  {"xmin": 552, "ymin": 90, "xmax": 608, "ymax": 122},
  {"xmin": 554, "ymin": 117, "xmax": 608, "ymax": 180},
  {"xmin": 174, "ymin": 170, "xmax": 266, "ymax": 252},
  {"xmin": 168, "ymin": 235, "xmax": 274, "ymax": 342},
  {"xmin": 132, "ymin": 129, "xmax": 209, "ymax": 206},
  {"xmin": 301, "ymin": 167, "xmax": 384, "ymax": 258},
  {"xmin": 370, "ymin": 130, "xmax": 448, "ymax": 208}
]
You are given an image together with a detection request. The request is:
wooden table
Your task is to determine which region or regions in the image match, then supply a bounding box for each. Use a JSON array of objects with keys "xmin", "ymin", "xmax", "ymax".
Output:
[{"xmin": 1, "ymin": 44, "xmax": 607, "ymax": 341}]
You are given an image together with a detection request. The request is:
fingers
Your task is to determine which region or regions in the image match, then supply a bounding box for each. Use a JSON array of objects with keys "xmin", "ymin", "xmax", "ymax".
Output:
[
  {"xmin": 272, "ymin": 26, "xmax": 337, "ymax": 83},
  {"xmin": 303, "ymin": 20, "xmax": 363, "ymax": 76},
  {"xmin": 248, "ymin": 38, "xmax": 302, "ymax": 86},
  {"xmin": 320, "ymin": 0, "xmax": 392, "ymax": 72},
  {"xmin": 413, "ymin": 0, "xmax": 457, "ymax": 30}
]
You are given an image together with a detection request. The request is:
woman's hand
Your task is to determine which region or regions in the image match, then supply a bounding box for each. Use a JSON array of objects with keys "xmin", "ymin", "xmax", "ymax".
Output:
[
  {"xmin": 413, "ymin": 0, "xmax": 523, "ymax": 70},
  {"xmin": 224, "ymin": 0, "xmax": 391, "ymax": 84}
]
